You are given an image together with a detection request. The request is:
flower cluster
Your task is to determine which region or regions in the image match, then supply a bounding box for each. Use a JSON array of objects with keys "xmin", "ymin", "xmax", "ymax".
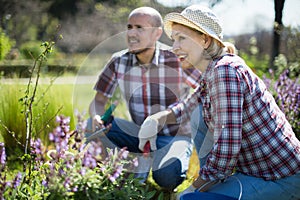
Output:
[
  {"xmin": 49, "ymin": 115, "xmax": 71, "ymax": 154},
  {"xmin": 0, "ymin": 112, "xmax": 154, "ymax": 199},
  {"xmin": 30, "ymin": 138, "xmax": 45, "ymax": 169},
  {"xmin": 263, "ymin": 69, "xmax": 300, "ymax": 136},
  {"xmin": 100, "ymin": 147, "xmax": 138, "ymax": 183},
  {"xmin": 0, "ymin": 143, "xmax": 23, "ymax": 198}
]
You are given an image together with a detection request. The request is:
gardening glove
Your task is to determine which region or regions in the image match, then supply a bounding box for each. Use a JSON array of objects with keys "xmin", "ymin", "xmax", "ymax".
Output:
[
  {"xmin": 176, "ymin": 184, "xmax": 198, "ymax": 200},
  {"xmin": 138, "ymin": 117, "xmax": 158, "ymax": 152}
]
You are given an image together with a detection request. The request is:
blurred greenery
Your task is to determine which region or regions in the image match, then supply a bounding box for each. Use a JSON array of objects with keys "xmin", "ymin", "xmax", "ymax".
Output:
[{"xmin": 0, "ymin": 28, "xmax": 15, "ymax": 60}]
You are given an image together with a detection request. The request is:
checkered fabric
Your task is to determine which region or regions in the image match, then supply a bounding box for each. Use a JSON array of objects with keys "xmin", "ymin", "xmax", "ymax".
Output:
[
  {"xmin": 94, "ymin": 46, "xmax": 202, "ymax": 136},
  {"xmin": 170, "ymin": 54, "xmax": 300, "ymax": 181}
]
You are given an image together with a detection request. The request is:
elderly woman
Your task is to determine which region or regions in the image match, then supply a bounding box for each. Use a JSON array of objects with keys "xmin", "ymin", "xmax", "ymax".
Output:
[{"xmin": 138, "ymin": 5, "xmax": 300, "ymax": 200}]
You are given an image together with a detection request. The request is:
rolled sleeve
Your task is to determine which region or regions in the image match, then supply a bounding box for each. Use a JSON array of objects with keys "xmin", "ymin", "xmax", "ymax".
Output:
[{"xmin": 169, "ymin": 86, "xmax": 202, "ymax": 124}]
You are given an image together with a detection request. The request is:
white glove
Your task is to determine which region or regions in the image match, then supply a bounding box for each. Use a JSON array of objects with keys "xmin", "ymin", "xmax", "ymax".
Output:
[
  {"xmin": 176, "ymin": 184, "xmax": 197, "ymax": 200},
  {"xmin": 138, "ymin": 117, "xmax": 158, "ymax": 151}
]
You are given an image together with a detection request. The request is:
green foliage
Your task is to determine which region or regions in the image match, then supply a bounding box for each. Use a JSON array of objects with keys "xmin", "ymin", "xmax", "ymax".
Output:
[
  {"xmin": 239, "ymin": 51, "xmax": 270, "ymax": 78},
  {"xmin": 284, "ymin": 26, "xmax": 300, "ymax": 64},
  {"xmin": 19, "ymin": 40, "xmax": 62, "ymax": 60},
  {"xmin": 0, "ymin": 115, "xmax": 155, "ymax": 199},
  {"xmin": 238, "ymin": 36, "xmax": 270, "ymax": 78},
  {"xmin": 0, "ymin": 28, "xmax": 15, "ymax": 61}
]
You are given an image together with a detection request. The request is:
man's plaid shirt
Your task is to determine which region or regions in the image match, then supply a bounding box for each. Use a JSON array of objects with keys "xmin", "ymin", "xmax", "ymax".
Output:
[{"xmin": 94, "ymin": 46, "xmax": 201, "ymax": 136}]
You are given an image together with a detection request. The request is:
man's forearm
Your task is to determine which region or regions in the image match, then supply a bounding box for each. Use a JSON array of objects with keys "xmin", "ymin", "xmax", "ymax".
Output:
[{"xmin": 89, "ymin": 93, "xmax": 108, "ymax": 117}]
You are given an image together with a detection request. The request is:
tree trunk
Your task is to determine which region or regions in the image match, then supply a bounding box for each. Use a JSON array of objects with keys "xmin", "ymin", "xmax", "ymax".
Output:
[{"xmin": 271, "ymin": 0, "xmax": 285, "ymax": 69}]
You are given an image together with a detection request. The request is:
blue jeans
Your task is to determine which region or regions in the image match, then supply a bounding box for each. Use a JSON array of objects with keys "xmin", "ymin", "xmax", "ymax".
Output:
[
  {"xmin": 190, "ymin": 104, "xmax": 213, "ymax": 168},
  {"xmin": 86, "ymin": 118, "xmax": 192, "ymax": 191},
  {"xmin": 187, "ymin": 104, "xmax": 300, "ymax": 200},
  {"xmin": 181, "ymin": 171, "xmax": 300, "ymax": 200}
]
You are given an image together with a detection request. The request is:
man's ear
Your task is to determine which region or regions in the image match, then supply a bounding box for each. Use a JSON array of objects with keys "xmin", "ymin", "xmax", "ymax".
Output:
[{"xmin": 155, "ymin": 27, "xmax": 163, "ymax": 40}]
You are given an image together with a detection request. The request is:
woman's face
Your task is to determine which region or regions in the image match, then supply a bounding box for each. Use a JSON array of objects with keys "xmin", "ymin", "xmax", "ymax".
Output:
[{"xmin": 171, "ymin": 23, "xmax": 208, "ymax": 70}]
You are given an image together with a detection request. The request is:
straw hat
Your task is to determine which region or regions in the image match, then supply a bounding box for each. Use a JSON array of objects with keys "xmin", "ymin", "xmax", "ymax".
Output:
[{"xmin": 164, "ymin": 5, "xmax": 225, "ymax": 47}]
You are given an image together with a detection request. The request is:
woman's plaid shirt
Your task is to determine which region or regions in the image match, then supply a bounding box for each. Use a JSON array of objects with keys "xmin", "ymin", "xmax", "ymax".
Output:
[
  {"xmin": 94, "ymin": 47, "xmax": 201, "ymax": 136},
  {"xmin": 171, "ymin": 54, "xmax": 300, "ymax": 181}
]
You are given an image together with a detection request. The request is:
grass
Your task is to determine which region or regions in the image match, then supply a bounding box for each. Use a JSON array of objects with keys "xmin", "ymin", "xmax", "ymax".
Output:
[{"xmin": 0, "ymin": 81, "xmax": 75, "ymax": 150}]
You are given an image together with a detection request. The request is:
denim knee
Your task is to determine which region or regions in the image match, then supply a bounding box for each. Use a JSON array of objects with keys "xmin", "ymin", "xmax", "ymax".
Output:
[{"xmin": 152, "ymin": 158, "xmax": 184, "ymax": 191}]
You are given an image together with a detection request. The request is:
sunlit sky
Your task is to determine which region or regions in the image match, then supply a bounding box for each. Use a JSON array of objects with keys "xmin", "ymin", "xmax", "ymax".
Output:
[{"xmin": 157, "ymin": 0, "xmax": 299, "ymax": 36}]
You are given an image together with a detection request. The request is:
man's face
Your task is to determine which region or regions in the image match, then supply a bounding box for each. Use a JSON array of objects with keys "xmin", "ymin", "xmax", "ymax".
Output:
[{"xmin": 126, "ymin": 14, "xmax": 160, "ymax": 54}]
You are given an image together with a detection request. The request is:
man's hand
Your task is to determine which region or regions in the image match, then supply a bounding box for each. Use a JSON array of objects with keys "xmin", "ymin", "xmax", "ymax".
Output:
[
  {"xmin": 138, "ymin": 117, "xmax": 158, "ymax": 151},
  {"xmin": 92, "ymin": 114, "xmax": 105, "ymax": 132}
]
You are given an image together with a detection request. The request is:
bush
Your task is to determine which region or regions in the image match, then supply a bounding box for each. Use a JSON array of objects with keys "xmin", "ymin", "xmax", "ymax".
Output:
[
  {"xmin": 19, "ymin": 41, "xmax": 61, "ymax": 60},
  {"xmin": 0, "ymin": 28, "xmax": 15, "ymax": 61},
  {"xmin": 19, "ymin": 41, "xmax": 46, "ymax": 59},
  {"xmin": 263, "ymin": 69, "xmax": 300, "ymax": 137},
  {"xmin": 0, "ymin": 114, "xmax": 155, "ymax": 199}
]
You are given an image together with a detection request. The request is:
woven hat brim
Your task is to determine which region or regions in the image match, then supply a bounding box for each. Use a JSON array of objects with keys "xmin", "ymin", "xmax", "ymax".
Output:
[{"xmin": 164, "ymin": 12, "xmax": 225, "ymax": 47}]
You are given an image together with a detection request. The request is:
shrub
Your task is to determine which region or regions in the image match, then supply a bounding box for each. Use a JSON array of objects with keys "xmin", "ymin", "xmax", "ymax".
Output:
[
  {"xmin": 0, "ymin": 113, "xmax": 155, "ymax": 199},
  {"xmin": 263, "ymin": 69, "xmax": 300, "ymax": 137},
  {"xmin": 19, "ymin": 41, "xmax": 61, "ymax": 60},
  {"xmin": 0, "ymin": 28, "xmax": 15, "ymax": 61}
]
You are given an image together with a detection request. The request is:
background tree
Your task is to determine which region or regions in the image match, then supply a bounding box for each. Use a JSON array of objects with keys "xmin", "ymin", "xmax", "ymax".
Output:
[{"xmin": 271, "ymin": 0, "xmax": 285, "ymax": 68}]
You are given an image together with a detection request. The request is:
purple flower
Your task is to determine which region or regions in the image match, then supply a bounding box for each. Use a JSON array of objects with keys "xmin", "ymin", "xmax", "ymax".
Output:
[
  {"xmin": 87, "ymin": 142, "xmax": 102, "ymax": 157},
  {"xmin": 100, "ymin": 166, "xmax": 106, "ymax": 172},
  {"xmin": 58, "ymin": 167, "xmax": 65, "ymax": 176},
  {"xmin": 0, "ymin": 143, "xmax": 6, "ymax": 166},
  {"xmin": 42, "ymin": 179, "xmax": 48, "ymax": 187},
  {"xmin": 80, "ymin": 168, "xmax": 86, "ymax": 176},
  {"xmin": 64, "ymin": 177, "xmax": 71, "ymax": 188},
  {"xmin": 72, "ymin": 186, "xmax": 78, "ymax": 192},
  {"xmin": 56, "ymin": 115, "xmax": 62, "ymax": 123},
  {"xmin": 108, "ymin": 174, "xmax": 116, "ymax": 183},
  {"xmin": 119, "ymin": 148, "xmax": 129, "ymax": 159},
  {"xmin": 62, "ymin": 117, "xmax": 70, "ymax": 125},
  {"xmin": 49, "ymin": 115, "xmax": 73, "ymax": 157},
  {"xmin": 263, "ymin": 69, "xmax": 300, "ymax": 134},
  {"xmin": 49, "ymin": 133, "xmax": 54, "ymax": 141},
  {"xmin": 12, "ymin": 172, "xmax": 22, "ymax": 188},
  {"xmin": 112, "ymin": 165, "xmax": 123, "ymax": 179},
  {"xmin": 31, "ymin": 139, "xmax": 43, "ymax": 156},
  {"xmin": 82, "ymin": 154, "xmax": 97, "ymax": 169}
]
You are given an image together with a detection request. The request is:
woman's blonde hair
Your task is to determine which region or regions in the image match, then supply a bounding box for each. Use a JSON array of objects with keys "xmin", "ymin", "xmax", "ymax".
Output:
[{"xmin": 204, "ymin": 39, "xmax": 237, "ymax": 60}]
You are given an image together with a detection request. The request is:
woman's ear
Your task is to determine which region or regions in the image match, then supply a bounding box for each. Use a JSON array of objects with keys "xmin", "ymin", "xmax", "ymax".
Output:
[{"xmin": 203, "ymin": 35, "xmax": 212, "ymax": 49}]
